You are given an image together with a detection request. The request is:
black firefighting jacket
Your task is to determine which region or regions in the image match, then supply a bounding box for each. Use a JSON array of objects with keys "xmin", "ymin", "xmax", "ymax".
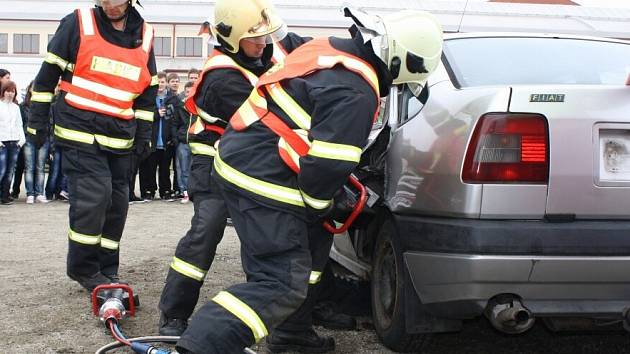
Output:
[
  {"xmin": 187, "ymin": 33, "xmax": 310, "ymax": 152},
  {"xmin": 28, "ymin": 6, "xmax": 157, "ymax": 154},
  {"xmin": 215, "ymin": 32, "xmax": 393, "ymax": 217}
]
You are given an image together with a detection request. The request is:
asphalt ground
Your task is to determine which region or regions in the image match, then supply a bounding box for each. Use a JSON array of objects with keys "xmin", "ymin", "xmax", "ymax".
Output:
[{"xmin": 1, "ymin": 197, "xmax": 630, "ymax": 353}]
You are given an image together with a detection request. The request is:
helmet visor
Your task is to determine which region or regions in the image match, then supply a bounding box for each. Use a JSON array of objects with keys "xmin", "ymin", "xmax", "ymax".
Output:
[
  {"xmin": 95, "ymin": 0, "xmax": 128, "ymax": 7},
  {"xmin": 242, "ymin": 23, "xmax": 288, "ymax": 45}
]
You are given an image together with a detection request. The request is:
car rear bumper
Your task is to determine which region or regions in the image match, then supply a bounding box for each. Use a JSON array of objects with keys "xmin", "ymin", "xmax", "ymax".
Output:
[{"xmin": 396, "ymin": 215, "xmax": 630, "ymax": 318}]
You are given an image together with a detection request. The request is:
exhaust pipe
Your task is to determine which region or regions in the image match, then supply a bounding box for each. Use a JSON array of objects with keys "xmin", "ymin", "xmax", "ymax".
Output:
[{"xmin": 485, "ymin": 296, "xmax": 535, "ymax": 334}]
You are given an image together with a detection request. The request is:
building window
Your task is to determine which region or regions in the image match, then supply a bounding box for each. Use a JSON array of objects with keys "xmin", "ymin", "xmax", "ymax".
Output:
[
  {"xmin": 176, "ymin": 37, "xmax": 202, "ymax": 57},
  {"xmin": 14, "ymin": 34, "xmax": 39, "ymax": 54},
  {"xmin": 0, "ymin": 34, "xmax": 7, "ymax": 53},
  {"xmin": 154, "ymin": 37, "xmax": 172, "ymax": 57}
]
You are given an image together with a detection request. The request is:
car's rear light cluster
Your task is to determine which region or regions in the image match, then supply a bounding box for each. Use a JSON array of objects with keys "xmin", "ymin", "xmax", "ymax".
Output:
[{"xmin": 462, "ymin": 113, "xmax": 549, "ymax": 183}]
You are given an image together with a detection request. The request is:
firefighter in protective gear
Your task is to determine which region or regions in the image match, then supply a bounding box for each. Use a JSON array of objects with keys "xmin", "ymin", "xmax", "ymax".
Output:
[
  {"xmin": 28, "ymin": 0, "xmax": 157, "ymax": 291},
  {"xmin": 175, "ymin": 7, "xmax": 443, "ymax": 354},
  {"xmin": 157, "ymin": 0, "xmax": 312, "ymax": 339}
]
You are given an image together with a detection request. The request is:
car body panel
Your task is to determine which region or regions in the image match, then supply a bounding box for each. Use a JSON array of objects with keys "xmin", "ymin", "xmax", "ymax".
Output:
[{"xmin": 510, "ymin": 86, "xmax": 630, "ymax": 219}]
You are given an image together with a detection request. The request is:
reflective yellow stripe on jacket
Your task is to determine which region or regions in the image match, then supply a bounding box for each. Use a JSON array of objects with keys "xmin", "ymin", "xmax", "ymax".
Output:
[
  {"xmin": 213, "ymin": 291, "xmax": 268, "ymax": 342},
  {"xmin": 189, "ymin": 142, "xmax": 216, "ymax": 157},
  {"xmin": 170, "ymin": 256, "xmax": 206, "ymax": 282},
  {"xmin": 31, "ymin": 91, "xmax": 54, "ymax": 103},
  {"xmin": 55, "ymin": 125, "xmax": 134, "ymax": 150},
  {"xmin": 214, "ymin": 153, "xmax": 305, "ymax": 207},
  {"xmin": 309, "ymin": 271, "xmax": 322, "ymax": 285}
]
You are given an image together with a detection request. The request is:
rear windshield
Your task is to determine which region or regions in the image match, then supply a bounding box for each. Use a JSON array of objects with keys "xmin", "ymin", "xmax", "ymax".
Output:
[{"xmin": 443, "ymin": 37, "xmax": 630, "ymax": 87}]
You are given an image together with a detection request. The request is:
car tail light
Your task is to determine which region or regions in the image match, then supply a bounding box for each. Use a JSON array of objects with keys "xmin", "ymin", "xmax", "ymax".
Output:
[{"xmin": 462, "ymin": 113, "xmax": 548, "ymax": 183}]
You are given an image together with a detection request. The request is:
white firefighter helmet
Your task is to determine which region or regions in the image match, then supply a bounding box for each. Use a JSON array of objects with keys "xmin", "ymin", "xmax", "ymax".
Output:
[
  {"xmin": 94, "ymin": 0, "xmax": 138, "ymax": 7},
  {"xmin": 344, "ymin": 7, "xmax": 443, "ymax": 85},
  {"xmin": 202, "ymin": 0, "xmax": 288, "ymax": 53}
]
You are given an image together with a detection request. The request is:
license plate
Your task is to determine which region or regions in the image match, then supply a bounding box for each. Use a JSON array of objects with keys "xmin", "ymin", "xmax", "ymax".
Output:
[{"xmin": 599, "ymin": 129, "xmax": 630, "ymax": 182}]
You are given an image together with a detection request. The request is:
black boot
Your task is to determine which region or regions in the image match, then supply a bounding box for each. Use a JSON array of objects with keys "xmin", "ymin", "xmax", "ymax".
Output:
[
  {"xmin": 159, "ymin": 312, "xmax": 188, "ymax": 336},
  {"xmin": 266, "ymin": 328, "xmax": 335, "ymax": 354},
  {"xmin": 67, "ymin": 271, "xmax": 111, "ymax": 292},
  {"xmin": 312, "ymin": 301, "xmax": 356, "ymax": 330}
]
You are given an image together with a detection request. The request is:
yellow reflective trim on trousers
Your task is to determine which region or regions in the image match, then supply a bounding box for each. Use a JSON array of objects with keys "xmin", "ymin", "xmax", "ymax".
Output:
[
  {"xmin": 170, "ymin": 256, "xmax": 206, "ymax": 282},
  {"xmin": 308, "ymin": 140, "xmax": 362, "ymax": 163},
  {"xmin": 190, "ymin": 142, "xmax": 216, "ymax": 156},
  {"xmin": 100, "ymin": 237, "xmax": 119, "ymax": 250},
  {"xmin": 214, "ymin": 153, "xmax": 305, "ymax": 207},
  {"xmin": 27, "ymin": 127, "xmax": 36, "ymax": 135},
  {"xmin": 300, "ymin": 190, "xmax": 332, "ymax": 210},
  {"xmin": 55, "ymin": 125, "xmax": 95, "ymax": 145},
  {"xmin": 212, "ymin": 291, "xmax": 268, "ymax": 342},
  {"xmin": 95, "ymin": 134, "xmax": 134, "ymax": 149},
  {"xmin": 72, "ymin": 76, "xmax": 138, "ymax": 102},
  {"xmin": 150, "ymin": 75, "xmax": 159, "ymax": 86},
  {"xmin": 317, "ymin": 55, "xmax": 379, "ymax": 96},
  {"xmin": 197, "ymin": 106, "xmax": 226, "ymax": 125},
  {"xmin": 31, "ymin": 91, "xmax": 54, "ymax": 103},
  {"xmin": 309, "ymin": 271, "xmax": 322, "ymax": 284},
  {"xmin": 44, "ymin": 52, "xmax": 70, "ymax": 71},
  {"xmin": 65, "ymin": 93, "xmax": 134, "ymax": 117},
  {"xmin": 134, "ymin": 109, "xmax": 154, "ymax": 122},
  {"xmin": 267, "ymin": 84, "xmax": 310, "ymax": 130},
  {"xmin": 68, "ymin": 229, "xmax": 101, "ymax": 245}
]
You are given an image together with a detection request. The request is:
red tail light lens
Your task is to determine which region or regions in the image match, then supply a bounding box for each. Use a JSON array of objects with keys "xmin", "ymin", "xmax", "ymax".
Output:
[{"xmin": 462, "ymin": 113, "xmax": 548, "ymax": 183}]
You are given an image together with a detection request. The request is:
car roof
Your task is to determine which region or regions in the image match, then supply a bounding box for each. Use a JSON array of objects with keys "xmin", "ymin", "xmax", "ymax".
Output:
[{"xmin": 443, "ymin": 32, "xmax": 630, "ymax": 45}]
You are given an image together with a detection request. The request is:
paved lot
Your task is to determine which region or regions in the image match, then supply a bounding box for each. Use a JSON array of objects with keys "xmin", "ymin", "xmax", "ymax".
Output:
[{"xmin": 1, "ymin": 198, "xmax": 630, "ymax": 353}]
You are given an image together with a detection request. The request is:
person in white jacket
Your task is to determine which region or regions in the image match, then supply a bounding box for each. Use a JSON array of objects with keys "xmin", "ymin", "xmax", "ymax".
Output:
[{"xmin": 0, "ymin": 80, "xmax": 26, "ymax": 205}]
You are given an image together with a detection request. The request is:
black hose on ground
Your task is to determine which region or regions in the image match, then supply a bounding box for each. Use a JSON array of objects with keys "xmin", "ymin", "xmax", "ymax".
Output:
[{"xmin": 95, "ymin": 335, "xmax": 179, "ymax": 354}]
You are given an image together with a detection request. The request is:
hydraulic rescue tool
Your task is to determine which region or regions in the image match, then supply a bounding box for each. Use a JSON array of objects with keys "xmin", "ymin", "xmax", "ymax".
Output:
[
  {"xmin": 323, "ymin": 174, "xmax": 369, "ymax": 234},
  {"xmin": 92, "ymin": 284, "xmax": 260, "ymax": 354}
]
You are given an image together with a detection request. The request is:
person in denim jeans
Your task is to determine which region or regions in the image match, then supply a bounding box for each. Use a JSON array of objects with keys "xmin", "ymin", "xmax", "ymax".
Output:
[
  {"xmin": 175, "ymin": 81, "xmax": 194, "ymax": 203},
  {"xmin": 21, "ymin": 82, "xmax": 50, "ymax": 203},
  {"xmin": 0, "ymin": 80, "xmax": 26, "ymax": 205}
]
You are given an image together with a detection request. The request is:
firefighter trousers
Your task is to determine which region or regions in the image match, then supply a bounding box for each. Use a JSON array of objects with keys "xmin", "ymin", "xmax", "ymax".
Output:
[
  {"xmin": 159, "ymin": 155, "xmax": 228, "ymax": 319},
  {"xmin": 177, "ymin": 182, "xmax": 312, "ymax": 354},
  {"xmin": 62, "ymin": 147, "xmax": 131, "ymax": 278},
  {"xmin": 275, "ymin": 224, "xmax": 333, "ymax": 332}
]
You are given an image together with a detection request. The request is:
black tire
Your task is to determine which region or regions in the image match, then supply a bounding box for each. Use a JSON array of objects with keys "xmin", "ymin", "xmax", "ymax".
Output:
[{"xmin": 371, "ymin": 220, "xmax": 429, "ymax": 353}]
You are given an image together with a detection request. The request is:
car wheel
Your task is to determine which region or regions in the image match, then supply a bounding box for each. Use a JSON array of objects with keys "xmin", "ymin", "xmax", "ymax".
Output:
[{"xmin": 371, "ymin": 220, "xmax": 429, "ymax": 353}]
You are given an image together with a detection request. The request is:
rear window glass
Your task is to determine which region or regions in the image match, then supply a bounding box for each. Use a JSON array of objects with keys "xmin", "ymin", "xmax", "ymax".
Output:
[{"xmin": 443, "ymin": 37, "xmax": 630, "ymax": 87}]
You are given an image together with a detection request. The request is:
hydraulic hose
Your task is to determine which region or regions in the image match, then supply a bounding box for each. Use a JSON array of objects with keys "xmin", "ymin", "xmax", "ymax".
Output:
[{"xmin": 95, "ymin": 335, "xmax": 179, "ymax": 354}]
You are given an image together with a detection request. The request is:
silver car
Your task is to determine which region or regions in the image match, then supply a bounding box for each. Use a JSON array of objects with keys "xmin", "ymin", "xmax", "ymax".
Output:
[{"xmin": 331, "ymin": 33, "xmax": 630, "ymax": 352}]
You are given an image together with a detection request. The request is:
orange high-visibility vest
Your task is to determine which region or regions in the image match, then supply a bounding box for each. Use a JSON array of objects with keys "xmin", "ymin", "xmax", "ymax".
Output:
[
  {"xmin": 185, "ymin": 43, "xmax": 288, "ymax": 137},
  {"xmin": 59, "ymin": 8, "xmax": 153, "ymax": 120},
  {"xmin": 229, "ymin": 38, "xmax": 380, "ymax": 173}
]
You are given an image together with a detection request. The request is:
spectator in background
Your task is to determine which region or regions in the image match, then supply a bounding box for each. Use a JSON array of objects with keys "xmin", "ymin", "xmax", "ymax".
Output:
[
  {"xmin": 166, "ymin": 72, "xmax": 182, "ymax": 198},
  {"xmin": 178, "ymin": 68, "xmax": 200, "ymax": 101},
  {"xmin": 22, "ymin": 81, "xmax": 50, "ymax": 203},
  {"xmin": 174, "ymin": 81, "xmax": 194, "ymax": 204},
  {"xmin": 140, "ymin": 72, "xmax": 177, "ymax": 201},
  {"xmin": 11, "ymin": 81, "xmax": 31, "ymax": 200},
  {"xmin": 0, "ymin": 80, "xmax": 26, "ymax": 205},
  {"xmin": 0, "ymin": 69, "xmax": 10, "ymax": 85}
]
